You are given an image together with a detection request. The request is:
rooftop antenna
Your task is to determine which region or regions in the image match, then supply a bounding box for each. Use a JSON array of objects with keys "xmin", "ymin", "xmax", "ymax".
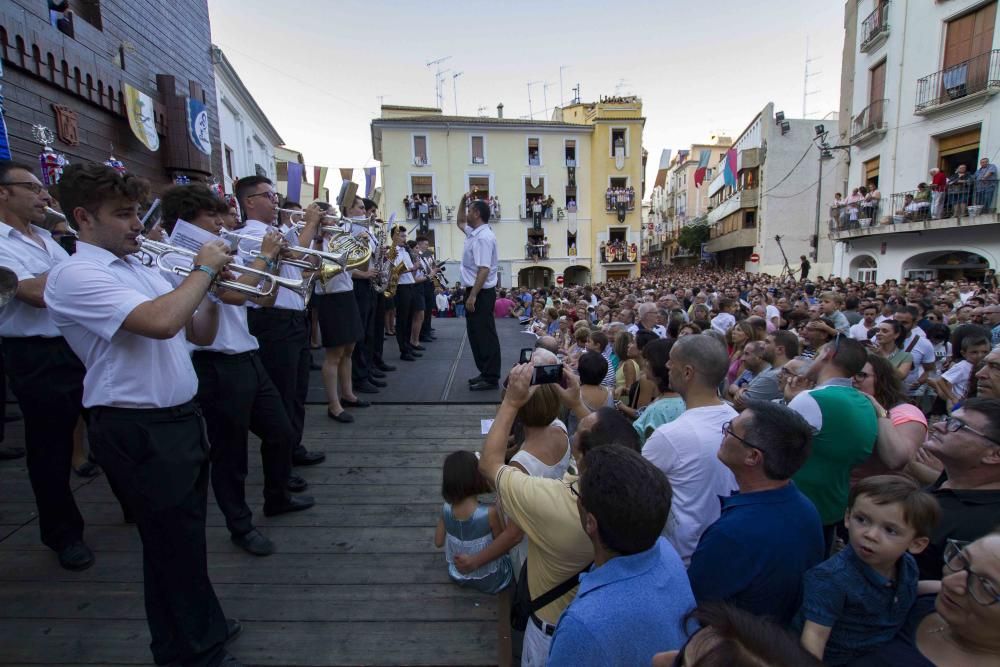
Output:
[
  {"xmin": 376, "ymin": 94, "xmax": 388, "ymax": 108},
  {"xmin": 803, "ymin": 36, "xmax": 821, "ymax": 118},
  {"xmin": 559, "ymin": 65, "xmax": 570, "ymax": 106},
  {"xmin": 527, "ymin": 80, "xmax": 542, "ymax": 119},
  {"xmin": 542, "ymin": 81, "xmax": 553, "ymax": 119},
  {"xmin": 614, "ymin": 78, "xmax": 630, "ymax": 95},
  {"xmin": 452, "ymin": 71, "xmax": 463, "ymax": 115},
  {"xmin": 426, "ymin": 56, "xmax": 452, "ymax": 108},
  {"xmin": 572, "ymin": 83, "xmax": 581, "ymax": 104}
]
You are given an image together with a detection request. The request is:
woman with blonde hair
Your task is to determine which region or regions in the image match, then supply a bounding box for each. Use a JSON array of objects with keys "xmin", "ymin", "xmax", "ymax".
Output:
[
  {"xmin": 726, "ymin": 320, "xmax": 761, "ymax": 387},
  {"xmin": 613, "ymin": 331, "xmax": 640, "ymax": 399}
]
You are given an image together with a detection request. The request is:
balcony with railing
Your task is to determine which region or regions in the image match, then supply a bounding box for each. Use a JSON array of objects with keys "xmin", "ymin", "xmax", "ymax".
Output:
[
  {"xmin": 707, "ymin": 187, "xmax": 759, "ymax": 224},
  {"xmin": 519, "ymin": 204, "xmax": 554, "ymax": 223},
  {"xmin": 860, "ymin": 1, "xmax": 890, "ymax": 52},
  {"xmin": 915, "ymin": 50, "xmax": 1000, "ymax": 114},
  {"xmin": 828, "ymin": 178, "xmax": 998, "ymax": 240},
  {"xmin": 599, "ymin": 240, "xmax": 639, "ymax": 264},
  {"xmin": 851, "ymin": 98, "xmax": 888, "ymax": 144}
]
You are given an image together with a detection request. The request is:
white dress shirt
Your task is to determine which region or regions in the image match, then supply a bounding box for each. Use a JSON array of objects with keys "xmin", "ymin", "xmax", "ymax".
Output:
[
  {"xmin": 240, "ymin": 219, "xmax": 306, "ymax": 311},
  {"xmin": 163, "ymin": 266, "xmax": 258, "ymax": 355},
  {"xmin": 460, "ymin": 223, "xmax": 498, "ymax": 288},
  {"xmin": 45, "ymin": 242, "xmax": 199, "ymax": 408},
  {"xmin": 849, "ymin": 320, "xmax": 874, "ymax": 341},
  {"xmin": 0, "ymin": 221, "xmax": 68, "ymax": 337},
  {"xmin": 396, "ymin": 247, "xmax": 415, "ymax": 285}
]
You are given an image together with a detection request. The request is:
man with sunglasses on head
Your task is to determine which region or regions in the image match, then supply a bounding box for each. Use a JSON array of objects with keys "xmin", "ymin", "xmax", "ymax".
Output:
[
  {"xmin": 0, "ymin": 160, "xmax": 90, "ymax": 570},
  {"xmin": 236, "ymin": 176, "xmax": 326, "ymax": 480},
  {"xmin": 913, "ymin": 397, "xmax": 1000, "ymax": 580}
]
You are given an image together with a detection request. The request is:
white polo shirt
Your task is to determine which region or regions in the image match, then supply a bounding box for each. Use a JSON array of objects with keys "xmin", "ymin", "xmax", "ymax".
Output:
[
  {"xmin": 396, "ymin": 247, "xmax": 415, "ymax": 285},
  {"xmin": 162, "ymin": 261, "xmax": 258, "ymax": 356},
  {"xmin": 902, "ymin": 330, "xmax": 936, "ymax": 394},
  {"xmin": 0, "ymin": 221, "xmax": 68, "ymax": 337},
  {"xmin": 45, "ymin": 242, "xmax": 199, "ymax": 408},
  {"xmin": 460, "ymin": 223, "xmax": 498, "ymax": 289},
  {"xmin": 240, "ymin": 219, "xmax": 306, "ymax": 311}
]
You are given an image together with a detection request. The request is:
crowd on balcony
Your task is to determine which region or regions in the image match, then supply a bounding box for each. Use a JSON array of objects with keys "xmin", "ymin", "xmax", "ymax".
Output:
[
  {"xmin": 605, "ymin": 186, "xmax": 636, "ymax": 211},
  {"xmin": 459, "ymin": 265, "xmax": 1000, "ymax": 665},
  {"xmin": 527, "ymin": 195, "xmax": 555, "ymax": 226},
  {"xmin": 600, "ymin": 239, "xmax": 638, "ymax": 263},
  {"xmin": 525, "ymin": 237, "xmax": 551, "ymax": 261},
  {"xmin": 830, "ymin": 158, "xmax": 998, "ymax": 231},
  {"xmin": 403, "ymin": 194, "xmax": 440, "ymax": 222}
]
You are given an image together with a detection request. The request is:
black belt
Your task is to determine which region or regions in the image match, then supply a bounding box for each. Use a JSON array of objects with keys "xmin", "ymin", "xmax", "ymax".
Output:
[
  {"xmin": 192, "ymin": 350, "xmax": 257, "ymax": 363},
  {"xmin": 2, "ymin": 335, "xmax": 66, "ymax": 345},
  {"xmin": 249, "ymin": 307, "xmax": 306, "ymax": 319},
  {"xmin": 90, "ymin": 400, "xmax": 199, "ymax": 419},
  {"xmin": 530, "ymin": 613, "xmax": 556, "ymax": 636}
]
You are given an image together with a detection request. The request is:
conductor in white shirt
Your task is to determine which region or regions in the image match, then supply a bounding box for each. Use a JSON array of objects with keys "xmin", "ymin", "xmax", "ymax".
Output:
[
  {"xmin": 44, "ymin": 163, "xmax": 239, "ymax": 667},
  {"xmin": 457, "ymin": 194, "xmax": 501, "ymax": 390},
  {"xmin": 0, "ymin": 160, "xmax": 89, "ymax": 570}
]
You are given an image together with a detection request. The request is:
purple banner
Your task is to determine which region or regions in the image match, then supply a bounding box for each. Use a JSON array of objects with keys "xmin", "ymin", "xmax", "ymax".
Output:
[
  {"xmin": 364, "ymin": 167, "xmax": 376, "ymax": 197},
  {"xmin": 286, "ymin": 162, "xmax": 303, "ymax": 204}
]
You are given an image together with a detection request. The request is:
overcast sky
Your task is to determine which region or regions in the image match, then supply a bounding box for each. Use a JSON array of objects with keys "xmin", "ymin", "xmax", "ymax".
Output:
[{"xmin": 207, "ymin": 0, "xmax": 845, "ymax": 196}]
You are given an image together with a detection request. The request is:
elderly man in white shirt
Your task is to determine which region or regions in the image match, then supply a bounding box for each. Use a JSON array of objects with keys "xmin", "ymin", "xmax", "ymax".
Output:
[
  {"xmin": 44, "ymin": 162, "xmax": 239, "ymax": 667},
  {"xmin": 0, "ymin": 161, "xmax": 89, "ymax": 571},
  {"xmin": 457, "ymin": 193, "xmax": 501, "ymax": 390}
]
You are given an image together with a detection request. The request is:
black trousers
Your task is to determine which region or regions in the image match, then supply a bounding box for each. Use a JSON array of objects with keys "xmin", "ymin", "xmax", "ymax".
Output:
[
  {"xmin": 370, "ymin": 292, "xmax": 387, "ymax": 365},
  {"xmin": 395, "ymin": 283, "xmax": 416, "ymax": 354},
  {"xmin": 88, "ymin": 402, "xmax": 227, "ymax": 667},
  {"xmin": 466, "ymin": 287, "xmax": 501, "ymax": 383},
  {"xmin": 247, "ymin": 308, "xmax": 311, "ymax": 459},
  {"xmin": 351, "ymin": 278, "xmax": 374, "ymax": 383},
  {"xmin": 192, "ymin": 350, "xmax": 292, "ymax": 536},
  {"xmin": 420, "ymin": 281, "xmax": 435, "ymax": 337},
  {"xmin": 2, "ymin": 336, "xmax": 85, "ymax": 551}
]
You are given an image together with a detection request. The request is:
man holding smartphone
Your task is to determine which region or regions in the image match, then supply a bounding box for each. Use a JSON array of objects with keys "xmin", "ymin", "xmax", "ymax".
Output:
[{"xmin": 457, "ymin": 193, "xmax": 501, "ymax": 391}]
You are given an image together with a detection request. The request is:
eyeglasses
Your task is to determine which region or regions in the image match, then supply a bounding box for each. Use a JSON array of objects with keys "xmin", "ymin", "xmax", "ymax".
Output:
[
  {"xmin": 0, "ymin": 181, "xmax": 44, "ymax": 194},
  {"xmin": 943, "ymin": 416, "xmax": 1000, "ymax": 448},
  {"xmin": 246, "ymin": 190, "xmax": 278, "ymax": 203},
  {"xmin": 854, "ymin": 371, "xmax": 872, "ymax": 381},
  {"xmin": 943, "ymin": 540, "xmax": 1000, "ymax": 606},
  {"xmin": 722, "ymin": 421, "xmax": 764, "ymax": 452}
]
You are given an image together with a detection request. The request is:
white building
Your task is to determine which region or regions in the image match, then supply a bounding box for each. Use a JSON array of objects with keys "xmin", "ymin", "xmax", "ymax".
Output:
[
  {"xmin": 704, "ymin": 103, "xmax": 841, "ymax": 277},
  {"xmin": 211, "ymin": 45, "xmax": 283, "ymax": 194},
  {"xmin": 831, "ymin": 0, "xmax": 999, "ymax": 282}
]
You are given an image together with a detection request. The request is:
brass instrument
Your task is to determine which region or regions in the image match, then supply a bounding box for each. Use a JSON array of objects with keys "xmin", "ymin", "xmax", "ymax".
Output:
[
  {"xmin": 220, "ymin": 230, "xmax": 352, "ymax": 285},
  {"xmin": 382, "ymin": 243, "xmax": 405, "ymax": 298},
  {"xmin": 286, "ymin": 218, "xmax": 373, "ymax": 281},
  {"xmin": 370, "ymin": 219, "xmax": 392, "ymax": 294},
  {"xmin": 136, "ymin": 238, "xmax": 311, "ymax": 299}
]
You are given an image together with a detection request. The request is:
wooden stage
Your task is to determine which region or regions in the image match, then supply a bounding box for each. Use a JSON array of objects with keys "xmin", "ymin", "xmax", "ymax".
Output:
[{"xmin": 0, "ymin": 403, "xmax": 503, "ymax": 666}]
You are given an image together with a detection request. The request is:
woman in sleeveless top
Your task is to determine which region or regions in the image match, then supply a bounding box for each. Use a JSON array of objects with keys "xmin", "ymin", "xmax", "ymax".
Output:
[
  {"xmin": 613, "ymin": 331, "xmax": 640, "ymax": 399},
  {"xmin": 566, "ymin": 351, "xmax": 615, "ymax": 437},
  {"xmin": 629, "ymin": 339, "xmax": 686, "ymax": 444}
]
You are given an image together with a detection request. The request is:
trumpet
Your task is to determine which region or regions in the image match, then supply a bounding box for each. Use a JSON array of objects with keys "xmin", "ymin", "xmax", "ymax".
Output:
[
  {"xmin": 136, "ymin": 238, "xmax": 310, "ymax": 299},
  {"xmin": 220, "ymin": 230, "xmax": 348, "ymax": 269}
]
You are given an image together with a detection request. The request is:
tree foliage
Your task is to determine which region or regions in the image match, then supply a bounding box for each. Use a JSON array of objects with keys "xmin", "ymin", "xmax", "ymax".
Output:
[{"xmin": 677, "ymin": 221, "xmax": 709, "ymax": 255}]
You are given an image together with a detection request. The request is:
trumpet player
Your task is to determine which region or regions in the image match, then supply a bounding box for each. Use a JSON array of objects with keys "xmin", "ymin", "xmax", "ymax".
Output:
[
  {"xmin": 236, "ymin": 176, "xmax": 326, "ymax": 469},
  {"xmin": 0, "ymin": 160, "xmax": 90, "ymax": 570},
  {"xmin": 311, "ymin": 200, "xmax": 368, "ymax": 424},
  {"xmin": 44, "ymin": 163, "xmax": 239, "ymax": 667},
  {"xmin": 391, "ymin": 225, "xmax": 422, "ymax": 362},
  {"xmin": 160, "ymin": 184, "xmax": 314, "ymax": 557}
]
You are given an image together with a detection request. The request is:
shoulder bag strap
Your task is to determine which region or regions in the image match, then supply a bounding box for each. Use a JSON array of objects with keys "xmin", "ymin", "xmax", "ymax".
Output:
[{"xmin": 529, "ymin": 561, "xmax": 593, "ymax": 613}]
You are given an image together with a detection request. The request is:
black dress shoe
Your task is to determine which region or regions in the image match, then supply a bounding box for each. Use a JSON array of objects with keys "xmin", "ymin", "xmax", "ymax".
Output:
[
  {"xmin": 399, "ymin": 353, "xmax": 417, "ymax": 361},
  {"xmin": 469, "ymin": 380, "xmax": 500, "ymax": 392},
  {"xmin": 353, "ymin": 381, "xmax": 380, "ymax": 394},
  {"xmin": 369, "ymin": 368, "xmax": 386, "ymax": 379},
  {"xmin": 409, "ymin": 350, "xmax": 423, "ymax": 357},
  {"xmin": 376, "ymin": 363, "xmax": 397, "ymax": 372},
  {"xmin": 468, "ymin": 375, "xmax": 484, "ymax": 385},
  {"xmin": 73, "ymin": 461, "xmax": 102, "ymax": 478},
  {"xmin": 342, "ymin": 397, "xmax": 371, "ymax": 408},
  {"xmin": 368, "ymin": 377, "xmax": 387, "ymax": 388},
  {"xmin": 309, "ymin": 360, "xmax": 322, "ymax": 371},
  {"xmin": 419, "ymin": 336, "xmax": 433, "ymax": 343},
  {"xmin": 411, "ymin": 344, "xmax": 426, "ymax": 351},
  {"xmin": 287, "ymin": 474, "xmax": 309, "ymax": 493},
  {"xmin": 263, "ymin": 494, "xmax": 315, "ymax": 517},
  {"xmin": 292, "ymin": 450, "xmax": 326, "ymax": 466},
  {"xmin": 58, "ymin": 541, "xmax": 95, "ymax": 571},
  {"xmin": 226, "ymin": 619, "xmax": 243, "ymax": 644},
  {"xmin": 328, "ymin": 409, "xmax": 355, "ymax": 423},
  {"xmin": 230, "ymin": 529, "xmax": 274, "ymax": 557},
  {"xmin": 0, "ymin": 446, "xmax": 25, "ymax": 460}
]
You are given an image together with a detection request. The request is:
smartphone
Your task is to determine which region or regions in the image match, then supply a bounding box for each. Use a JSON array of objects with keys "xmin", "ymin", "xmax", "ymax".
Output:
[
  {"xmin": 531, "ymin": 364, "xmax": 563, "ymax": 386},
  {"xmin": 519, "ymin": 347, "xmax": 534, "ymax": 364}
]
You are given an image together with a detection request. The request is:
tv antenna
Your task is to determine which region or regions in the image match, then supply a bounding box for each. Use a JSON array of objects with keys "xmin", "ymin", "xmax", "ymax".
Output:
[
  {"xmin": 426, "ymin": 56, "xmax": 452, "ymax": 108},
  {"xmin": 803, "ymin": 36, "xmax": 821, "ymax": 118},
  {"xmin": 559, "ymin": 65, "xmax": 570, "ymax": 106},
  {"xmin": 542, "ymin": 82, "xmax": 553, "ymax": 119},
  {"xmin": 452, "ymin": 71, "xmax": 463, "ymax": 115},
  {"xmin": 476, "ymin": 105, "xmax": 488, "ymax": 117},
  {"xmin": 571, "ymin": 83, "xmax": 581, "ymax": 104},
  {"xmin": 527, "ymin": 80, "xmax": 543, "ymax": 119}
]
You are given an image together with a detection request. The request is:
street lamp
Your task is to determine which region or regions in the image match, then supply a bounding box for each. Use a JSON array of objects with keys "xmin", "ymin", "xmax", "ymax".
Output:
[{"xmin": 812, "ymin": 129, "xmax": 851, "ymax": 262}]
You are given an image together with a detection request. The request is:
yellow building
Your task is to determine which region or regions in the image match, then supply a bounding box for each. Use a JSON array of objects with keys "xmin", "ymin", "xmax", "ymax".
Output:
[{"xmin": 370, "ymin": 98, "xmax": 645, "ymax": 288}]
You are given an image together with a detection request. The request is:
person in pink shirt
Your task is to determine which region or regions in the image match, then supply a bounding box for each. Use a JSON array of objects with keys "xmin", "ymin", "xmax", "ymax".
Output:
[{"xmin": 493, "ymin": 289, "xmax": 517, "ymax": 318}]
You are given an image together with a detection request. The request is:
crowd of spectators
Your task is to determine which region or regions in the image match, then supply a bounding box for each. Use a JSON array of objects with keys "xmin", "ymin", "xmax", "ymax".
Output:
[
  {"xmin": 403, "ymin": 193, "xmax": 440, "ymax": 222},
  {"xmin": 604, "ymin": 186, "xmax": 635, "ymax": 212},
  {"xmin": 436, "ymin": 265, "xmax": 1000, "ymax": 666}
]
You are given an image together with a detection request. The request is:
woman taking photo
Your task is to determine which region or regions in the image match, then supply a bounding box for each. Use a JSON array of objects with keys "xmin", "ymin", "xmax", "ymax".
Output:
[{"xmin": 872, "ymin": 318, "xmax": 913, "ymax": 380}]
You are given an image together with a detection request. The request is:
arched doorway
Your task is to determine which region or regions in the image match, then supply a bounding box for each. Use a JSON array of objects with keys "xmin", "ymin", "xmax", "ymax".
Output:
[
  {"xmin": 849, "ymin": 255, "xmax": 878, "ymax": 283},
  {"xmin": 564, "ymin": 265, "xmax": 591, "ymax": 286},
  {"xmin": 518, "ymin": 266, "xmax": 552, "ymax": 288},
  {"xmin": 901, "ymin": 250, "xmax": 992, "ymax": 281}
]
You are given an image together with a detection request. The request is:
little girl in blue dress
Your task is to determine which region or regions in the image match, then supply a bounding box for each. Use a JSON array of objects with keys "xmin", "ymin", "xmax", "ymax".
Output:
[{"xmin": 434, "ymin": 450, "xmax": 512, "ymax": 594}]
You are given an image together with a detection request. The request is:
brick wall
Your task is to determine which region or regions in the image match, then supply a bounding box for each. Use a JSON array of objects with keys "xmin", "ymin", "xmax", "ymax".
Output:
[{"xmin": 0, "ymin": 0, "xmax": 222, "ymax": 194}]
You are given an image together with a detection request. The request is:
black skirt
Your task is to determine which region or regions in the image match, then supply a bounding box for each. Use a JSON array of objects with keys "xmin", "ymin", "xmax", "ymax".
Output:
[
  {"xmin": 411, "ymin": 286, "xmax": 426, "ymax": 312},
  {"xmin": 313, "ymin": 291, "xmax": 364, "ymax": 348}
]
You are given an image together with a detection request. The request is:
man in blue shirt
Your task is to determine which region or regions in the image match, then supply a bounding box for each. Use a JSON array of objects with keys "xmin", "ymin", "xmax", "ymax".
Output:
[
  {"xmin": 548, "ymin": 445, "xmax": 694, "ymax": 666},
  {"xmin": 688, "ymin": 400, "xmax": 824, "ymax": 625}
]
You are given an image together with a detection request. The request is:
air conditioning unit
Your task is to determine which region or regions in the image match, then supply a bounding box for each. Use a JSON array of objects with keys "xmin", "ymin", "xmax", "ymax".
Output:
[{"xmin": 473, "ymin": 156, "xmax": 484, "ymax": 164}]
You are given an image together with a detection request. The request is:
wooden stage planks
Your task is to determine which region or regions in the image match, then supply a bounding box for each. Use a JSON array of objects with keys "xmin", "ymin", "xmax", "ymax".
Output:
[{"xmin": 0, "ymin": 403, "xmax": 502, "ymax": 666}]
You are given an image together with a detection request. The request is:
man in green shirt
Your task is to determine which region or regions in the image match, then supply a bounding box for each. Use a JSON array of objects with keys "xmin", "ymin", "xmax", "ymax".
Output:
[{"xmin": 787, "ymin": 336, "xmax": 878, "ymax": 555}]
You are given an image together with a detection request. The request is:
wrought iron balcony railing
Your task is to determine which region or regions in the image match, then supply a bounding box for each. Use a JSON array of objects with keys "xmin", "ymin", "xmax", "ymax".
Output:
[
  {"xmin": 860, "ymin": 1, "xmax": 889, "ymax": 51},
  {"xmin": 915, "ymin": 50, "xmax": 1000, "ymax": 112},
  {"xmin": 851, "ymin": 98, "xmax": 888, "ymax": 142}
]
